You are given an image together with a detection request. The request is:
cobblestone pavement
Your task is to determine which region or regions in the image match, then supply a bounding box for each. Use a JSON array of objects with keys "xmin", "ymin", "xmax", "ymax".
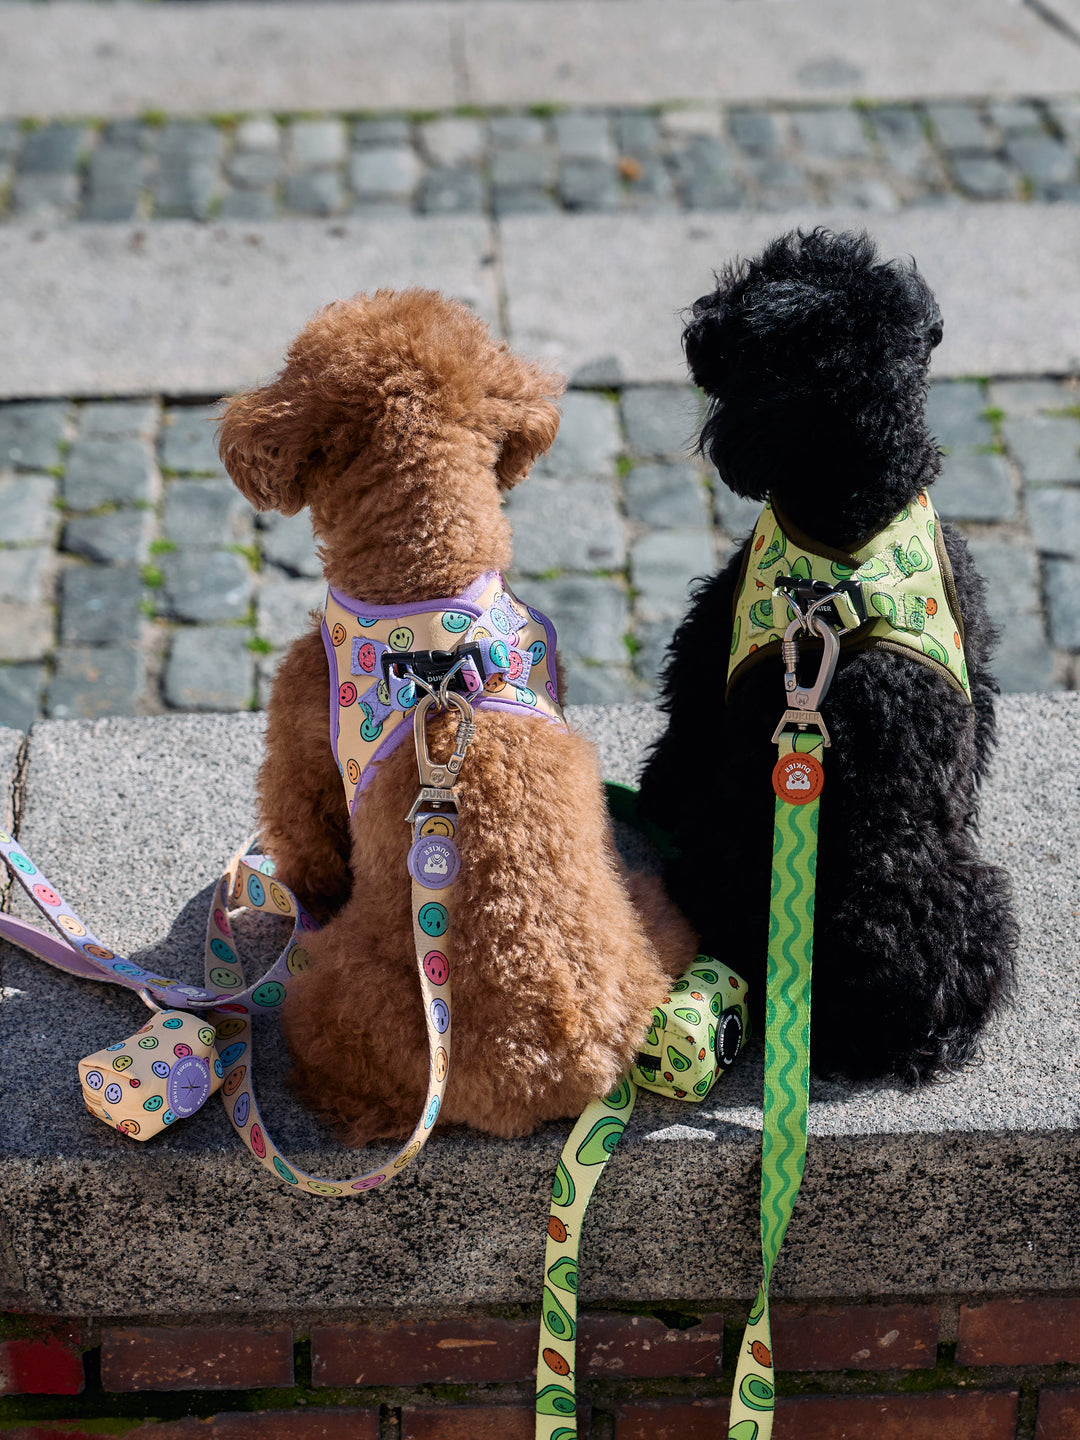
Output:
[
  {"xmin": 0, "ymin": 376, "xmax": 1075, "ymax": 729},
  {"xmin": 3, "ymin": 98, "xmax": 1080, "ymax": 224}
]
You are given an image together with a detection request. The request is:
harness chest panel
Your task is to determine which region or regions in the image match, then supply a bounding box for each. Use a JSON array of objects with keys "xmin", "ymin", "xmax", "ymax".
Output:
[
  {"xmin": 323, "ymin": 570, "xmax": 565, "ymax": 814},
  {"xmin": 729, "ymin": 492, "xmax": 971, "ymax": 701}
]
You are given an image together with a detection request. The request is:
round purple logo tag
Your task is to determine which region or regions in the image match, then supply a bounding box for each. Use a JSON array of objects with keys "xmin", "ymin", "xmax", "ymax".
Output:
[
  {"xmin": 166, "ymin": 1055, "xmax": 212, "ymax": 1118},
  {"xmin": 408, "ymin": 836, "xmax": 461, "ymax": 889}
]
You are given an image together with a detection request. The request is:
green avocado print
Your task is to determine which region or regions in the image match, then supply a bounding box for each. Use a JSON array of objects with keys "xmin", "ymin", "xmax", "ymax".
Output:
[
  {"xmin": 550, "ymin": 1430, "xmax": 577, "ymax": 1440},
  {"xmin": 730, "ymin": 613, "xmax": 741, "ymax": 655},
  {"xmin": 870, "ymin": 592, "xmax": 897, "ymax": 625},
  {"xmin": 749, "ymin": 598, "xmax": 774, "ymax": 629},
  {"xmin": 551, "ymin": 1159, "xmax": 576, "ymax": 1207},
  {"xmin": 710, "ymin": 994, "xmax": 724, "ymax": 1017},
  {"xmin": 670, "ymin": 979, "xmax": 690, "ymax": 993},
  {"xmin": 922, "ymin": 634, "xmax": 949, "ymax": 665},
  {"xmin": 576, "ymin": 1115, "xmax": 626, "ymax": 1165},
  {"xmin": 830, "ymin": 561, "xmax": 855, "ymax": 580},
  {"xmin": 962, "ymin": 659, "xmax": 969, "ymax": 688},
  {"xmin": 902, "ymin": 595, "xmax": 928, "ymax": 633},
  {"xmin": 547, "ymin": 1256, "xmax": 578, "ymax": 1294},
  {"xmin": 673, "ymin": 1007, "xmax": 701, "ymax": 1025},
  {"xmin": 749, "ymin": 1288, "xmax": 766, "ymax": 1323},
  {"xmin": 693, "ymin": 1073, "xmax": 715, "ymax": 1097},
  {"xmin": 709, "ymin": 1022, "xmax": 716, "ymax": 1052},
  {"xmin": 739, "ymin": 1374, "xmax": 775, "ymax": 1411},
  {"xmin": 858, "ymin": 555, "xmax": 890, "ymax": 582},
  {"xmin": 542, "ymin": 1288, "xmax": 576, "ymax": 1342},
  {"xmin": 928, "ymin": 518, "xmax": 936, "ymax": 538},
  {"xmin": 666, "ymin": 1045, "xmax": 692, "ymax": 1073},
  {"xmin": 729, "ymin": 1423, "xmax": 760, "ymax": 1440},
  {"xmin": 603, "ymin": 1078, "xmax": 635, "ymax": 1111},
  {"xmin": 536, "ymin": 1383, "xmax": 577, "ymax": 1416},
  {"xmin": 757, "ymin": 526, "xmax": 786, "ymax": 570},
  {"xmin": 790, "ymin": 555, "xmax": 812, "ymax": 581},
  {"xmin": 691, "ymin": 966, "xmax": 718, "ymax": 983},
  {"xmin": 905, "ymin": 535, "xmax": 932, "ymax": 572}
]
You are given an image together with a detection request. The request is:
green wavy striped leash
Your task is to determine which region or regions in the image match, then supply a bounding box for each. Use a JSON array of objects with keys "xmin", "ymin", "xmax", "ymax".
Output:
[{"xmin": 727, "ymin": 727, "xmax": 822, "ymax": 1440}]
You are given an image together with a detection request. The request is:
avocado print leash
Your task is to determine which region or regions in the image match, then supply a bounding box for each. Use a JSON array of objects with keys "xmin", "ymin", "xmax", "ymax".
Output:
[
  {"xmin": 534, "ymin": 954, "xmax": 753, "ymax": 1439},
  {"xmin": 535, "ymin": 1076, "xmax": 638, "ymax": 1436}
]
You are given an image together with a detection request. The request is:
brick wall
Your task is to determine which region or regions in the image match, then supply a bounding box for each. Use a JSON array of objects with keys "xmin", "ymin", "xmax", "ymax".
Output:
[{"xmin": 3, "ymin": 1298, "xmax": 1080, "ymax": 1439}]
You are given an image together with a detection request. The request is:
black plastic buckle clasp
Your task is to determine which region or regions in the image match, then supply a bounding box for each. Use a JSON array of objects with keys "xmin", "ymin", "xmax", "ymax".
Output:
[
  {"xmin": 381, "ymin": 643, "xmax": 485, "ymax": 695},
  {"xmin": 774, "ymin": 575, "xmax": 865, "ymax": 628}
]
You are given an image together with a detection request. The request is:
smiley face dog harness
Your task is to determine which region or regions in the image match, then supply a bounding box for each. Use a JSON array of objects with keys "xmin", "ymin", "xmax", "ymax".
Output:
[{"xmin": 322, "ymin": 569, "xmax": 564, "ymax": 814}]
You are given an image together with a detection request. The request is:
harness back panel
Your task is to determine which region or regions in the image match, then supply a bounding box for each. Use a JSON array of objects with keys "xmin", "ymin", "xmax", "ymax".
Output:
[
  {"xmin": 728, "ymin": 492, "xmax": 971, "ymax": 702},
  {"xmin": 323, "ymin": 570, "xmax": 565, "ymax": 814}
]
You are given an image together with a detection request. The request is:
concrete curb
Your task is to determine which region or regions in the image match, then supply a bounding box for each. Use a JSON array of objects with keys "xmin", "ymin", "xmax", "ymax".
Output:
[
  {"xmin": 0, "ymin": 219, "xmax": 498, "ymax": 399},
  {"xmin": 0, "ymin": 696, "xmax": 1077, "ymax": 1315},
  {"xmin": 3, "ymin": 205, "xmax": 1079, "ymax": 397},
  {"xmin": 2, "ymin": 0, "xmax": 1078, "ymax": 119}
]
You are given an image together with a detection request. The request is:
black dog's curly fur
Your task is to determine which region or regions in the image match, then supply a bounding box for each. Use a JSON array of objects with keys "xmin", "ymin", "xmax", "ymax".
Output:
[{"xmin": 639, "ymin": 228, "xmax": 1018, "ymax": 1086}]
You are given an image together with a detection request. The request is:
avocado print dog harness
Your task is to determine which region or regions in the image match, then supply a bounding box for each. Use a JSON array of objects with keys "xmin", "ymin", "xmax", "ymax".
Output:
[
  {"xmin": 323, "ymin": 569, "xmax": 563, "ymax": 813},
  {"xmin": 730, "ymin": 491, "xmax": 970, "ymax": 701},
  {"xmin": 0, "ymin": 571, "xmax": 566, "ymax": 1194}
]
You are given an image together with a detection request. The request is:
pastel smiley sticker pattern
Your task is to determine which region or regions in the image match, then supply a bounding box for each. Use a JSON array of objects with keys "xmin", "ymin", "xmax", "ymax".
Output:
[{"xmin": 78, "ymin": 1010, "xmax": 224, "ymax": 1140}]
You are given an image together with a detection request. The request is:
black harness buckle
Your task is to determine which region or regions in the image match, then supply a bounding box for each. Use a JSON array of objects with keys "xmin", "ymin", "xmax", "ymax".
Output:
[
  {"xmin": 773, "ymin": 575, "xmax": 866, "ymax": 629},
  {"xmin": 381, "ymin": 643, "xmax": 485, "ymax": 695}
]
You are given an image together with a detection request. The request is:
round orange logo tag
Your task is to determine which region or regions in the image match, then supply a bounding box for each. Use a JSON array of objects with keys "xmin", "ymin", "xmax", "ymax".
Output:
[{"xmin": 772, "ymin": 752, "xmax": 825, "ymax": 805}]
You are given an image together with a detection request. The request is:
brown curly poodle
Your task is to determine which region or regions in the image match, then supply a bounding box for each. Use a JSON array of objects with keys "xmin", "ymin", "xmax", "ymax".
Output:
[{"xmin": 218, "ymin": 290, "xmax": 695, "ymax": 1144}]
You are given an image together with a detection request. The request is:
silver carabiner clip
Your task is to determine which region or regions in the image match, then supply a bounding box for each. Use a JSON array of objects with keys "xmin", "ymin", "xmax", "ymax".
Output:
[
  {"xmin": 771, "ymin": 607, "xmax": 841, "ymax": 746},
  {"xmin": 406, "ymin": 688, "xmax": 476, "ymax": 824}
]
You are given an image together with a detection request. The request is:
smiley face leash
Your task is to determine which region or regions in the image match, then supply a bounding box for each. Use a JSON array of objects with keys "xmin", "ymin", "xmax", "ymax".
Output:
[{"xmin": 0, "ymin": 680, "xmax": 473, "ymax": 1197}]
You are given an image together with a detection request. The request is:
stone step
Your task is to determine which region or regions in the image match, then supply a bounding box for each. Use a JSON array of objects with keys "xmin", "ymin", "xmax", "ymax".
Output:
[
  {"xmin": 0, "ymin": 695, "xmax": 1075, "ymax": 1313},
  {"xmin": 2, "ymin": 204, "xmax": 1079, "ymax": 399},
  {"xmin": 2, "ymin": 0, "xmax": 1078, "ymax": 119}
]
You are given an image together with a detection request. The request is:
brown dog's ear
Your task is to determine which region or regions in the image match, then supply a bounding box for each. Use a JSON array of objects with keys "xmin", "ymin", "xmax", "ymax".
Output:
[
  {"xmin": 495, "ymin": 397, "xmax": 562, "ymax": 490},
  {"xmin": 217, "ymin": 387, "xmax": 312, "ymax": 516}
]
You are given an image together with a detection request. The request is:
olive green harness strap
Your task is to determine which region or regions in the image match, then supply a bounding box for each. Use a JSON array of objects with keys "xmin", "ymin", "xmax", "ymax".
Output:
[{"xmin": 727, "ymin": 728, "xmax": 821, "ymax": 1440}]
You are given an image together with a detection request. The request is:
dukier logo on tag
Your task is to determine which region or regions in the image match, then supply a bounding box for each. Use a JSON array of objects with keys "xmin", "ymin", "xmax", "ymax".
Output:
[
  {"xmin": 408, "ymin": 836, "xmax": 461, "ymax": 889},
  {"xmin": 772, "ymin": 751, "xmax": 824, "ymax": 805}
]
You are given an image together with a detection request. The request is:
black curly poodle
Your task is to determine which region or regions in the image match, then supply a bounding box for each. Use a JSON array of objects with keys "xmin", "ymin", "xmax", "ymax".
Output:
[{"xmin": 639, "ymin": 228, "xmax": 1017, "ymax": 1086}]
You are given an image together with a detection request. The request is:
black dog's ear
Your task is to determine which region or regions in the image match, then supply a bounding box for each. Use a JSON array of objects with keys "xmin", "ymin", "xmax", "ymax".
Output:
[{"xmin": 683, "ymin": 306, "xmax": 729, "ymax": 394}]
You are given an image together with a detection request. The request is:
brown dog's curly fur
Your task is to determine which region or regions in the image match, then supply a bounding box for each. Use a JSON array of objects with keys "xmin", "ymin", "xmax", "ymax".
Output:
[{"xmin": 219, "ymin": 290, "xmax": 695, "ymax": 1143}]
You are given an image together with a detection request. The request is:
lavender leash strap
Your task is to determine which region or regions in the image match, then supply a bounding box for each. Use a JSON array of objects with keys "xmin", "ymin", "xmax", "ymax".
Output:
[{"xmin": 0, "ymin": 818, "xmax": 456, "ymax": 1198}]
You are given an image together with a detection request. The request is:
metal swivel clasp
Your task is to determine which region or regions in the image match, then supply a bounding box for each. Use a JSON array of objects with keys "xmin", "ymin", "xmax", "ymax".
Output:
[
  {"xmin": 406, "ymin": 684, "xmax": 476, "ymax": 825},
  {"xmin": 770, "ymin": 601, "xmax": 841, "ymax": 747}
]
